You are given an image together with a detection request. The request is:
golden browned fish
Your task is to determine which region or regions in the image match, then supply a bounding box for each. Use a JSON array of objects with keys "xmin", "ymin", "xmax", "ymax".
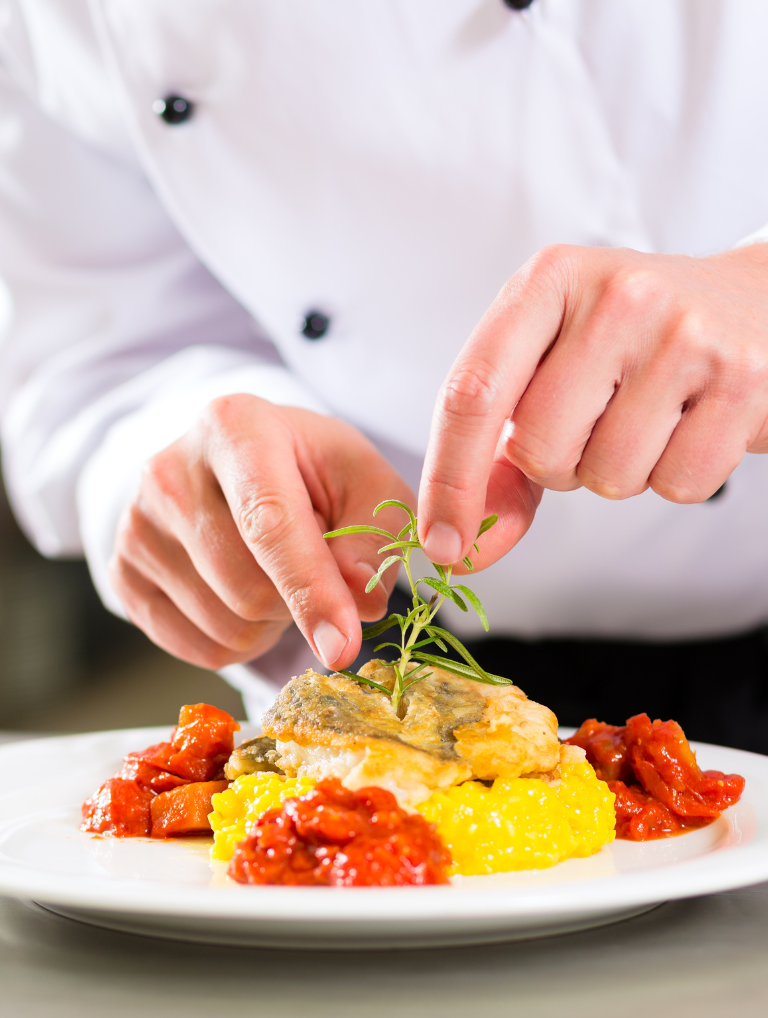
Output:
[
  {"xmin": 261, "ymin": 661, "xmax": 560, "ymax": 809},
  {"xmin": 224, "ymin": 735, "xmax": 284, "ymax": 780}
]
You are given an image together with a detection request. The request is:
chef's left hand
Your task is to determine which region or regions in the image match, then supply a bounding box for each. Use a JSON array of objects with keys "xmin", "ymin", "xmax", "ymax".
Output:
[{"xmin": 418, "ymin": 243, "xmax": 768, "ymax": 567}]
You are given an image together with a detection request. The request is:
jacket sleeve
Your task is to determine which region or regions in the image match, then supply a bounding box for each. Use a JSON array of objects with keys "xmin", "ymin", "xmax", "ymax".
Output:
[
  {"xmin": 734, "ymin": 225, "xmax": 768, "ymax": 247},
  {"xmin": 0, "ymin": 66, "xmax": 328, "ymax": 612}
]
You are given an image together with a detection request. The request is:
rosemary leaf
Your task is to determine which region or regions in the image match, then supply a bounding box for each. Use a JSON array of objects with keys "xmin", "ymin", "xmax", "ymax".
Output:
[
  {"xmin": 402, "ymin": 671, "xmax": 432, "ymax": 692},
  {"xmin": 335, "ymin": 670, "xmax": 393, "ymax": 695},
  {"xmin": 365, "ymin": 555, "xmax": 403, "ymax": 593},
  {"xmin": 418, "ymin": 576, "xmax": 468, "ymax": 611},
  {"xmin": 324, "ymin": 524, "xmax": 397, "ymax": 541},
  {"xmin": 454, "ymin": 585, "xmax": 489, "ymax": 631},
  {"xmin": 360, "ymin": 615, "xmax": 400, "ymax": 640},
  {"xmin": 377, "ymin": 539, "xmax": 422, "ymax": 553},
  {"xmin": 424, "ymin": 626, "xmax": 494, "ymax": 681},
  {"xmin": 411, "ymin": 652, "xmax": 512, "ymax": 686},
  {"xmin": 408, "ymin": 635, "xmax": 447, "ymax": 651},
  {"xmin": 477, "ymin": 514, "xmax": 499, "ymax": 538},
  {"xmin": 374, "ymin": 499, "xmax": 417, "ymax": 535}
]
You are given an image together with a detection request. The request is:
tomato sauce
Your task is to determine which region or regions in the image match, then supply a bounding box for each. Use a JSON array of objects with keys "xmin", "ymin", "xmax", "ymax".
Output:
[
  {"xmin": 566, "ymin": 713, "xmax": 745, "ymax": 840},
  {"xmin": 228, "ymin": 778, "xmax": 452, "ymax": 886},
  {"xmin": 81, "ymin": 703, "xmax": 239, "ymax": 838}
]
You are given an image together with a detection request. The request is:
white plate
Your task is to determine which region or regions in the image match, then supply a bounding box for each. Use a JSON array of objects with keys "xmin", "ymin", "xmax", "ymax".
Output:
[{"xmin": 0, "ymin": 726, "xmax": 766, "ymax": 950}]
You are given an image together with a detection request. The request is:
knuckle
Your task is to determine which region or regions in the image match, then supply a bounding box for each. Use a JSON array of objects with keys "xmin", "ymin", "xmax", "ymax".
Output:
[
  {"xmin": 230, "ymin": 581, "xmax": 277, "ymax": 622},
  {"xmin": 421, "ymin": 469, "xmax": 478, "ymax": 507},
  {"xmin": 117, "ymin": 501, "xmax": 152, "ymax": 551},
  {"xmin": 107, "ymin": 553, "xmax": 131, "ymax": 599},
  {"xmin": 219, "ymin": 618, "xmax": 263, "ymax": 654},
  {"xmin": 602, "ymin": 268, "xmax": 669, "ymax": 317},
  {"xmin": 666, "ymin": 312, "xmax": 710, "ymax": 361},
  {"xmin": 663, "ymin": 315, "xmax": 768, "ymax": 391},
  {"xmin": 528, "ymin": 244, "xmax": 574, "ymax": 280},
  {"xmin": 237, "ymin": 492, "xmax": 291, "ymax": 548},
  {"xmin": 438, "ymin": 363, "xmax": 501, "ymax": 424},
  {"xmin": 202, "ymin": 392, "xmax": 257, "ymax": 430},
  {"xmin": 510, "ymin": 244, "xmax": 575, "ymax": 301},
  {"xmin": 283, "ymin": 581, "xmax": 314, "ymax": 621},
  {"xmin": 141, "ymin": 446, "xmax": 186, "ymax": 507},
  {"xmin": 507, "ymin": 425, "xmax": 575, "ymax": 485}
]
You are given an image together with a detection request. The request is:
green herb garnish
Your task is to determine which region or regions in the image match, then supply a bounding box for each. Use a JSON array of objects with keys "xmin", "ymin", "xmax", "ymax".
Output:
[{"xmin": 324, "ymin": 500, "xmax": 510, "ymax": 712}]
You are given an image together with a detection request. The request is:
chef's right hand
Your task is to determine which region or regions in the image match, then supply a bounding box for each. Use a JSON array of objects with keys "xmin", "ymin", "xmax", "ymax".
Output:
[{"xmin": 109, "ymin": 395, "xmax": 413, "ymax": 672}]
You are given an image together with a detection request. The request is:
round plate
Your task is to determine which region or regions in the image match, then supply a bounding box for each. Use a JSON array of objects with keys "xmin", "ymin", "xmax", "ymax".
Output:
[{"xmin": 0, "ymin": 726, "xmax": 765, "ymax": 949}]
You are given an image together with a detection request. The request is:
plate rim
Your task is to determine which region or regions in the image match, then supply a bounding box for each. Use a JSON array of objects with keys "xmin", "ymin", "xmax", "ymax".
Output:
[{"xmin": 0, "ymin": 726, "xmax": 767, "ymax": 924}]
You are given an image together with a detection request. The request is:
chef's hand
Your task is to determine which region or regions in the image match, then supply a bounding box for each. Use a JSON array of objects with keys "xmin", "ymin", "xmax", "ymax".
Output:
[
  {"xmin": 109, "ymin": 396, "xmax": 413, "ymax": 671},
  {"xmin": 418, "ymin": 243, "xmax": 768, "ymax": 567}
]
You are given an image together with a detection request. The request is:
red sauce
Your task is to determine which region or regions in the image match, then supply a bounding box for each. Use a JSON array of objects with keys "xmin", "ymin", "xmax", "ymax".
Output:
[
  {"xmin": 566, "ymin": 713, "xmax": 745, "ymax": 840},
  {"xmin": 228, "ymin": 778, "xmax": 452, "ymax": 886},
  {"xmin": 81, "ymin": 703, "xmax": 239, "ymax": 838}
]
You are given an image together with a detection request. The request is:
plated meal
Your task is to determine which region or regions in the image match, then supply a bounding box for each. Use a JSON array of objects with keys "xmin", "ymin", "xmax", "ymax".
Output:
[{"xmin": 79, "ymin": 501, "xmax": 746, "ymax": 888}]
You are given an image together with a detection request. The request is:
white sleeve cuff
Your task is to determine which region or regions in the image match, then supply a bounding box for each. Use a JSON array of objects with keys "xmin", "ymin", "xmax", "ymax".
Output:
[
  {"xmin": 76, "ymin": 350, "xmax": 331, "ymax": 616},
  {"xmin": 733, "ymin": 224, "xmax": 768, "ymax": 248}
]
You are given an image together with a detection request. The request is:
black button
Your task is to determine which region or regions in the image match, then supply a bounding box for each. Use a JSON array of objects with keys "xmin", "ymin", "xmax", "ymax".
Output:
[
  {"xmin": 502, "ymin": 0, "xmax": 535, "ymax": 9},
  {"xmin": 153, "ymin": 94, "xmax": 194, "ymax": 125},
  {"xmin": 301, "ymin": 310, "xmax": 330, "ymax": 340}
]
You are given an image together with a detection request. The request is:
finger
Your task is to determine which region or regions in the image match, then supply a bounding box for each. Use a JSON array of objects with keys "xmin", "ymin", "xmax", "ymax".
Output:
[
  {"xmin": 650, "ymin": 394, "xmax": 754, "ymax": 502},
  {"xmin": 418, "ymin": 246, "xmax": 569, "ymax": 563},
  {"xmin": 451, "ymin": 458, "xmax": 543, "ymax": 575},
  {"xmin": 507, "ymin": 269, "xmax": 674, "ymax": 495},
  {"xmin": 503, "ymin": 279, "xmax": 643, "ymax": 490},
  {"xmin": 576, "ymin": 359, "xmax": 690, "ymax": 499},
  {"xmin": 140, "ymin": 440, "xmax": 286, "ymax": 623},
  {"xmin": 110, "ymin": 557, "xmax": 287, "ymax": 670},
  {"xmin": 303, "ymin": 419, "xmax": 417, "ymax": 620},
  {"xmin": 203, "ymin": 396, "xmax": 366, "ymax": 671},
  {"xmin": 115, "ymin": 501, "xmax": 289, "ymax": 653}
]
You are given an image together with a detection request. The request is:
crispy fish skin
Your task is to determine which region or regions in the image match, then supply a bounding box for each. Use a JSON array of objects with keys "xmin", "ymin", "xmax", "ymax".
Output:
[
  {"xmin": 224, "ymin": 736, "xmax": 284, "ymax": 779},
  {"xmin": 261, "ymin": 667, "xmax": 472, "ymax": 807},
  {"xmin": 261, "ymin": 661, "xmax": 559, "ymax": 808}
]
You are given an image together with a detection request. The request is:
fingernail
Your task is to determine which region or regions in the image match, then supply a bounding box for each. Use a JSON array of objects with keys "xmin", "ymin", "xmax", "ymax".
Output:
[
  {"xmin": 313, "ymin": 620, "xmax": 348, "ymax": 669},
  {"xmin": 422, "ymin": 522, "xmax": 462, "ymax": 564}
]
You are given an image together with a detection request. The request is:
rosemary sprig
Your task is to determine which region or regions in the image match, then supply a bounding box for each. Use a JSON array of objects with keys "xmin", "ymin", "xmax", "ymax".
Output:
[{"xmin": 324, "ymin": 500, "xmax": 510, "ymax": 712}]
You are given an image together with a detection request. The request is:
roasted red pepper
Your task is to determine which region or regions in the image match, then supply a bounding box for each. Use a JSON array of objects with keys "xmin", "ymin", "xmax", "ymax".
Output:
[
  {"xmin": 150, "ymin": 780, "xmax": 229, "ymax": 838},
  {"xmin": 81, "ymin": 703, "xmax": 238, "ymax": 838},
  {"xmin": 81, "ymin": 777, "xmax": 153, "ymax": 837},
  {"xmin": 165, "ymin": 703, "xmax": 240, "ymax": 782},
  {"xmin": 566, "ymin": 713, "xmax": 745, "ymax": 840}
]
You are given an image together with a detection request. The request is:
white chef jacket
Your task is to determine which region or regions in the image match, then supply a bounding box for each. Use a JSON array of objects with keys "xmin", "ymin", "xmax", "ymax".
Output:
[{"xmin": 1, "ymin": 0, "xmax": 768, "ymax": 711}]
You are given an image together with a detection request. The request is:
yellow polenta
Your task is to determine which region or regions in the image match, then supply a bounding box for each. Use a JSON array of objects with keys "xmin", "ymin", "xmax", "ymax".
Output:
[
  {"xmin": 209, "ymin": 773, "xmax": 315, "ymax": 862},
  {"xmin": 417, "ymin": 759, "xmax": 615, "ymax": 875},
  {"xmin": 209, "ymin": 761, "xmax": 615, "ymax": 874}
]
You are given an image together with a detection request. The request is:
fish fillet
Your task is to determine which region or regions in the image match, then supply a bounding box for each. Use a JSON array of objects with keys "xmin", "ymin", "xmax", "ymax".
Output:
[{"xmin": 261, "ymin": 661, "xmax": 559, "ymax": 809}]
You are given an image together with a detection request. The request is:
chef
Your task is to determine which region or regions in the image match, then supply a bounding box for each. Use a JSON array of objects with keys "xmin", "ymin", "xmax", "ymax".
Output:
[{"xmin": 2, "ymin": 0, "xmax": 768, "ymax": 747}]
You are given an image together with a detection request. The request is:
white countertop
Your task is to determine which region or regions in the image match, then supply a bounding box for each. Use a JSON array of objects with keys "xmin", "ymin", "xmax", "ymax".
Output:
[{"xmin": 1, "ymin": 733, "xmax": 767, "ymax": 1017}]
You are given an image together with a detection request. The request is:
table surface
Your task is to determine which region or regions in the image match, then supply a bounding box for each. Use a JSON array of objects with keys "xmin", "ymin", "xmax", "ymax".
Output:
[{"xmin": 2, "ymin": 735, "xmax": 768, "ymax": 1018}]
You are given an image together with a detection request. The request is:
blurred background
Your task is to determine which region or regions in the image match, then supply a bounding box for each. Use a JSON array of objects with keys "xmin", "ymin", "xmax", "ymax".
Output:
[{"xmin": 0, "ymin": 460, "xmax": 244, "ymax": 733}]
